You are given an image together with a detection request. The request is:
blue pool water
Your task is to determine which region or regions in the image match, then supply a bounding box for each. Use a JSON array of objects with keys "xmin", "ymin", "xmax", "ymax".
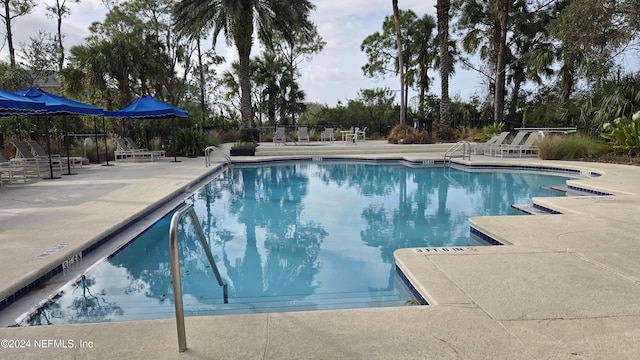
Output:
[{"xmin": 25, "ymin": 162, "xmax": 576, "ymax": 325}]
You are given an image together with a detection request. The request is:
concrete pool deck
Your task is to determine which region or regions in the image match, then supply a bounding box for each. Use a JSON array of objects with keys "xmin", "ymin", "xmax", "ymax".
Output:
[{"xmin": 1, "ymin": 140, "xmax": 639, "ymax": 359}]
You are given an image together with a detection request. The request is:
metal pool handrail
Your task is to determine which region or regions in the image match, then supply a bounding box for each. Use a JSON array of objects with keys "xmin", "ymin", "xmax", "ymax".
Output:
[
  {"xmin": 444, "ymin": 141, "xmax": 471, "ymax": 164},
  {"xmin": 205, "ymin": 145, "xmax": 231, "ymax": 167},
  {"xmin": 169, "ymin": 203, "xmax": 228, "ymax": 353}
]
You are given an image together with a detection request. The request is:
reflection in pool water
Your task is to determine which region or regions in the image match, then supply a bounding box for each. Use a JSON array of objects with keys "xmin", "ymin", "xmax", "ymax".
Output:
[{"xmin": 25, "ymin": 162, "xmax": 574, "ymax": 325}]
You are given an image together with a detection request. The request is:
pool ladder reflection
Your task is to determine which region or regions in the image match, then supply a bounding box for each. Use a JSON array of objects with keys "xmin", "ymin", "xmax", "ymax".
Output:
[{"xmin": 169, "ymin": 203, "xmax": 228, "ymax": 352}]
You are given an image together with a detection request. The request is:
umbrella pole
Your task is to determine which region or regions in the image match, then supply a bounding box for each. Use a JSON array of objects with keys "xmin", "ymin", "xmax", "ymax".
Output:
[
  {"xmin": 93, "ymin": 117, "xmax": 100, "ymax": 163},
  {"xmin": 102, "ymin": 116, "xmax": 112, "ymax": 166},
  {"xmin": 171, "ymin": 118, "xmax": 180, "ymax": 163},
  {"xmin": 62, "ymin": 116, "xmax": 77, "ymax": 176},
  {"xmin": 42, "ymin": 115, "xmax": 59, "ymax": 180}
]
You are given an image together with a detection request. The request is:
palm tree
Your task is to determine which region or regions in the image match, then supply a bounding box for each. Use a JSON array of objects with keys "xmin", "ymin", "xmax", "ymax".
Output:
[
  {"xmin": 391, "ymin": 0, "xmax": 406, "ymax": 125},
  {"xmin": 173, "ymin": 0, "xmax": 315, "ymax": 129},
  {"xmin": 436, "ymin": 0, "xmax": 452, "ymax": 139}
]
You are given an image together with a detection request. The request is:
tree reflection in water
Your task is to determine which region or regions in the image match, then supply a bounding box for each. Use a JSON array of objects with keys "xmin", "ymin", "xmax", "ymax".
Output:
[
  {"xmin": 29, "ymin": 275, "xmax": 124, "ymax": 325},
  {"xmin": 27, "ymin": 162, "xmax": 571, "ymax": 325}
]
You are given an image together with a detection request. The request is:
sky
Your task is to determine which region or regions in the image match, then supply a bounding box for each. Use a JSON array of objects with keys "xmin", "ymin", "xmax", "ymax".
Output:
[{"xmin": 5, "ymin": 0, "xmax": 485, "ymax": 107}]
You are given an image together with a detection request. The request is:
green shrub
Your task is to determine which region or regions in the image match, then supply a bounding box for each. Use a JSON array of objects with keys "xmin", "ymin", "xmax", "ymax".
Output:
[
  {"xmin": 537, "ymin": 133, "xmax": 606, "ymax": 160},
  {"xmin": 174, "ymin": 128, "xmax": 205, "ymax": 157},
  {"xmin": 600, "ymin": 111, "xmax": 640, "ymax": 155},
  {"xmin": 474, "ymin": 122, "xmax": 505, "ymax": 141}
]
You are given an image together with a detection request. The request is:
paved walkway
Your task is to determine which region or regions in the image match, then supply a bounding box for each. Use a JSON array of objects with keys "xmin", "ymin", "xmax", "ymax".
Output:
[{"xmin": 1, "ymin": 141, "xmax": 639, "ymax": 359}]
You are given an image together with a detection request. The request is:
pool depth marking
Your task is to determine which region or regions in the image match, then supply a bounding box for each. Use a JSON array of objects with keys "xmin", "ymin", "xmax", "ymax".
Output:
[
  {"xmin": 412, "ymin": 247, "xmax": 480, "ymax": 253},
  {"xmin": 31, "ymin": 243, "xmax": 70, "ymax": 261}
]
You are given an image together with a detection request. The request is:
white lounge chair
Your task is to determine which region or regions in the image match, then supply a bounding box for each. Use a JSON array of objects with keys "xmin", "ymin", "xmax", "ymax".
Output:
[
  {"xmin": 12, "ymin": 140, "xmax": 54, "ymax": 176},
  {"xmin": 321, "ymin": 128, "xmax": 334, "ymax": 142},
  {"xmin": 0, "ymin": 153, "xmax": 26, "ymax": 185},
  {"xmin": 492, "ymin": 131, "xmax": 528, "ymax": 157},
  {"xmin": 475, "ymin": 132, "xmax": 509, "ymax": 155},
  {"xmin": 497, "ymin": 132, "xmax": 541, "ymax": 157},
  {"xmin": 125, "ymin": 137, "xmax": 166, "ymax": 159},
  {"xmin": 273, "ymin": 127, "xmax": 286, "ymax": 146},
  {"xmin": 113, "ymin": 137, "xmax": 155, "ymax": 161},
  {"xmin": 297, "ymin": 127, "xmax": 310, "ymax": 142},
  {"xmin": 28, "ymin": 140, "xmax": 83, "ymax": 169}
]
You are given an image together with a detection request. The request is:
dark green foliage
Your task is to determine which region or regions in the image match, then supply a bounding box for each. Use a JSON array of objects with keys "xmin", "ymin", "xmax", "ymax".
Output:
[{"xmin": 174, "ymin": 128, "xmax": 205, "ymax": 157}]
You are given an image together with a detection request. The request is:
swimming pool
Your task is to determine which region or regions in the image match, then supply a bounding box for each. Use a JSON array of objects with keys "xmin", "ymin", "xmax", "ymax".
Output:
[{"xmin": 22, "ymin": 161, "xmax": 578, "ymax": 325}]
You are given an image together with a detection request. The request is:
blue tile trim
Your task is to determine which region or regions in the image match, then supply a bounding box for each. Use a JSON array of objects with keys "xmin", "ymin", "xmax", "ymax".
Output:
[
  {"xmin": 395, "ymin": 265, "xmax": 428, "ymax": 305},
  {"xmin": 532, "ymin": 204, "xmax": 563, "ymax": 214},
  {"xmin": 449, "ymin": 163, "xmax": 602, "ymax": 178},
  {"xmin": 470, "ymin": 227, "xmax": 504, "ymax": 246},
  {"xmin": 566, "ymin": 185, "xmax": 612, "ymax": 196},
  {"xmin": 234, "ymin": 156, "xmax": 602, "ymax": 179}
]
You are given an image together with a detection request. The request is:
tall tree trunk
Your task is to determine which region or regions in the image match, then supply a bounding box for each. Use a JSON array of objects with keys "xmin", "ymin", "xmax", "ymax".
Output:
[
  {"xmin": 436, "ymin": 0, "xmax": 451, "ymax": 140},
  {"xmin": 56, "ymin": 2, "xmax": 64, "ymax": 72},
  {"xmin": 494, "ymin": 1, "xmax": 509, "ymax": 124},
  {"xmin": 392, "ymin": 0, "xmax": 406, "ymax": 125},
  {"xmin": 4, "ymin": 2, "xmax": 15, "ymax": 69},
  {"xmin": 508, "ymin": 64, "xmax": 524, "ymax": 121},
  {"xmin": 235, "ymin": 4, "xmax": 254, "ymax": 129},
  {"xmin": 197, "ymin": 38, "xmax": 207, "ymax": 124},
  {"xmin": 509, "ymin": 76, "xmax": 521, "ymax": 120},
  {"xmin": 419, "ymin": 61, "xmax": 429, "ymax": 118}
]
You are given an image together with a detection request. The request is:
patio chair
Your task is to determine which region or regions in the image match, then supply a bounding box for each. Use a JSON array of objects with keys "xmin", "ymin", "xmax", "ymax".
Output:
[
  {"xmin": 474, "ymin": 132, "xmax": 509, "ymax": 155},
  {"xmin": 515, "ymin": 132, "xmax": 542, "ymax": 157},
  {"xmin": 491, "ymin": 131, "xmax": 528, "ymax": 157},
  {"xmin": 297, "ymin": 127, "xmax": 310, "ymax": 142},
  {"xmin": 345, "ymin": 127, "xmax": 359, "ymax": 143},
  {"xmin": 113, "ymin": 137, "xmax": 155, "ymax": 161},
  {"xmin": 356, "ymin": 127, "xmax": 367, "ymax": 142},
  {"xmin": 497, "ymin": 132, "xmax": 541, "ymax": 157},
  {"xmin": 125, "ymin": 137, "xmax": 166, "ymax": 159},
  {"xmin": 0, "ymin": 153, "xmax": 26, "ymax": 185},
  {"xmin": 273, "ymin": 127, "xmax": 286, "ymax": 146},
  {"xmin": 12, "ymin": 140, "xmax": 55, "ymax": 176},
  {"xmin": 28, "ymin": 140, "xmax": 83, "ymax": 169},
  {"xmin": 321, "ymin": 128, "xmax": 334, "ymax": 142}
]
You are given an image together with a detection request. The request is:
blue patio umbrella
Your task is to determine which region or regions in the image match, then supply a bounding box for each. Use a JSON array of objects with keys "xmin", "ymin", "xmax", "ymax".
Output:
[
  {"xmin": 104, "ymin": 94, "xmax": 189, "ymax": 162},
  {"xmin": 16, "ymin": 87, "xmax": 105, "ymax": 177},
  {"xmin": 0, "ymin": 88, "xmax": 46, "ymax": 115}
]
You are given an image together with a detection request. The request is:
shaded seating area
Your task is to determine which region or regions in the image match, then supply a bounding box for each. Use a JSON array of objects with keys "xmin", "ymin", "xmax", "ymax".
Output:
[
  {"xmin": 11, "ymin": 140, "xmax": 57, "ymax": 176},
  {"xmin": 28, "ymin": 140, "xmax": 84, "ymax": 169},
  {"xmin": 124, "ymin": 137, "xmax": 166, "ymax": 159},
  {"xmin": 104, "ymin": 94, "xmax": 189, "ymax": 163},
  {"xmin": 113, "ymin": 138, "xmax": 157, "ymax": 161}
]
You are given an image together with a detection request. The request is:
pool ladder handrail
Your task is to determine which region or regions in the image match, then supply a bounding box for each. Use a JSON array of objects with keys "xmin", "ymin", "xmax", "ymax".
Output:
[
  {"xmin": 205, "ymin": 145, "xmax": 231, "ymax": 167},
  {"xmin": 443, "ymin": 141, "xmax": 471, "ymax": 165},
  {"xmin": 169, "ymin": 203, "xmax": 228, "ymax": 353}
]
